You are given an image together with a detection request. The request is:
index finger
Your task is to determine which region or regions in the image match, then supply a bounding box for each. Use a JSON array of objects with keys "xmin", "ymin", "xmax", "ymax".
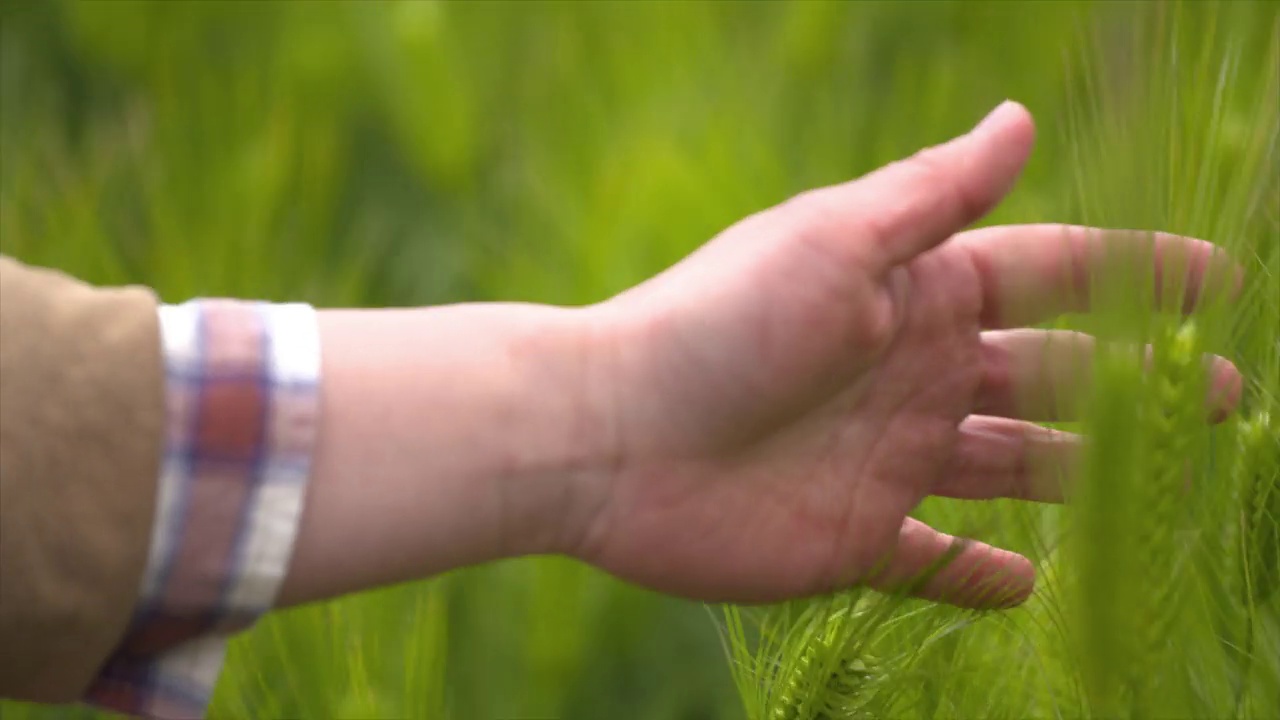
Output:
[{"xmin": 956, "ymin": 224, "xmax": 1243, "ymax": 329}]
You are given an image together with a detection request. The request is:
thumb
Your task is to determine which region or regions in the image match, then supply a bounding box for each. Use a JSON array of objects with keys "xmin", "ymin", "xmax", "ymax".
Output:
[
  {"xmin": 866, "ymin": 517, "xmax": 1036, "ymax": 609},
  {"xmin": 792, "ymin": 101, "xmax": 1035, "ymax": 274}
]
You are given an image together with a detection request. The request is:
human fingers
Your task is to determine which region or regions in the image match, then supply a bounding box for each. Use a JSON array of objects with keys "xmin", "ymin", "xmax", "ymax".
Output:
[
  {"xmin": 778, "ymin": 101, "xmax": 1035, "ymax": 275},
  {"xmin": 865, "ymin": 517, "xmax": 1035, "ymax": 609},
  {"xmin": 974, "ymin": 329, "xmax": 1243, "ymax": 422},
  {"xmin": 932, "ymin": 415, "xmax": 1080, "ymax": 504},
  {"xmin": 956, "ymin": 224, "xmax": 1243, "ymax": 329}
]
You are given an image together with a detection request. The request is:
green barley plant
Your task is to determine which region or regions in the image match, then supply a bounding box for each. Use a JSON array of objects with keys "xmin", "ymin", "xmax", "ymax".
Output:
[
  {"xmin": 1130, "ymin": 320, "xmax": 1206, "ymax": 712},
  {"xmin": 1229, "ymin": 407, "xmax": 1280, "ymax": 718},
  {"xmin": 1238, "ymin": 411, "xmax": 1279, "ymax": 606},
  {"xmin": 1, "ymin": 1, "xmax": 1276, "ymax": 718},
  {"xmin": 721, "ymin": 592, "xmax": 939, "ymax": 720},
  {"xmin": 720, "ymin": 2, "xmax": 1279, "ymax": 719}
]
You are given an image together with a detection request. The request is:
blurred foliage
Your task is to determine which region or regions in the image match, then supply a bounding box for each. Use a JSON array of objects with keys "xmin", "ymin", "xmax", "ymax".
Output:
[{"xmin": 1, "ymin": 1, "xmax": 1277, "ymax": 719}]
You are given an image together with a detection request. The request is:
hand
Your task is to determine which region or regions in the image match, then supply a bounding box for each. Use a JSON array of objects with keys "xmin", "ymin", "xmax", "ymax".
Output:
[{"xmin": 569, "ymin": 101, "xmax": 1242, "ymax": 609}]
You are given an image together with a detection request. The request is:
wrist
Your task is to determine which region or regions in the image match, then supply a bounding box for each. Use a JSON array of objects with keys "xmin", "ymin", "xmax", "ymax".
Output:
[
  {"xmin": 493, "ymin": 303, "xmax": 623, "ymax": 559},
  {"xmin": 281, "ymin": 303, "xmax": 620, "ymax": 606}
]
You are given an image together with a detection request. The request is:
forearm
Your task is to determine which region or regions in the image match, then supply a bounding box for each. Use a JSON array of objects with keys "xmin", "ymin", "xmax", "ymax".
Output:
[{"xmin": 277, "ymin": 303, "xmax": 609, "ymax": 607}]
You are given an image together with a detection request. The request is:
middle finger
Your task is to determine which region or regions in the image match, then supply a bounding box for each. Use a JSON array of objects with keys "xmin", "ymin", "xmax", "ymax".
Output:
[{"xmin": 973, "ymin": 329, "xmax": 1242, "ymax": 422}]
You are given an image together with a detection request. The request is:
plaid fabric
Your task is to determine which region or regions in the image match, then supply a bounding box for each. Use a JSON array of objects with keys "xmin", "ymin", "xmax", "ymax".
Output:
[{"xmin": 83, "ymin": 300, "xmax": 321, "ymax": 719}]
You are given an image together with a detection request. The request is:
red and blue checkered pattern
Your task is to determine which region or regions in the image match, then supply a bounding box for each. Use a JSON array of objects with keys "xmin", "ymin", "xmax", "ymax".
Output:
[{"xmin": 84, "ymin": 300, "xmax": 321, "ymax": 719}]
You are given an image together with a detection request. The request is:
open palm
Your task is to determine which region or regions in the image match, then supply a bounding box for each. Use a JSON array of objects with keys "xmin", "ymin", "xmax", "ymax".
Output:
[{"xmin": 573, "ymin": 102, "xmax": 1241, "ymax": 608}]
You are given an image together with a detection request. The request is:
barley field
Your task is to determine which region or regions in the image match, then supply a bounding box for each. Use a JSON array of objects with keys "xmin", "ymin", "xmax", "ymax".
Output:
[{"xmin": 1, "ymin": 1, "xmax": 1276, "ymax": 719}]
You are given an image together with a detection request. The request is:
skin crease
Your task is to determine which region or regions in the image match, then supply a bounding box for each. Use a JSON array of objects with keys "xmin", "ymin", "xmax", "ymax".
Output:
[{"xmin": 282, "ymin": 101, "xmax": 1243, "ymax": 612}]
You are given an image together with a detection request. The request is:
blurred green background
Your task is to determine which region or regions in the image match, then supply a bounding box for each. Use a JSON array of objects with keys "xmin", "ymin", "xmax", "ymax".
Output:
[{"xmin": 1, "ymin": 1, "xmax": 1276, "ymax": 719}]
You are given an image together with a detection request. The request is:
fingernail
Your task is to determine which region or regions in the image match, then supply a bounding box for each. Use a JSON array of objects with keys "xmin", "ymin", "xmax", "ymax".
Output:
[{"xmin": 1206, "ymin": 358, "xmax": 1243, "ymax": 423}]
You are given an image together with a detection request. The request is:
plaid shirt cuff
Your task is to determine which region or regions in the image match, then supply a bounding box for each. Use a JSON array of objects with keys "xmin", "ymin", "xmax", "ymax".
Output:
[{"xmin": 83, "ymin": 300, "xmax": 322, "ymax": 719}]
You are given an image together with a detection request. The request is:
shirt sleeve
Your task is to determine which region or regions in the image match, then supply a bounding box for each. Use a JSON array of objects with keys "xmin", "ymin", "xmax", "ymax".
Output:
[
  {"xmin": 82, "ymin": 299, "xmax": 322, "ymax": 720},
  {"xmin": 0, "ymin": 257, "xmax": 165, "ymax": 704}
]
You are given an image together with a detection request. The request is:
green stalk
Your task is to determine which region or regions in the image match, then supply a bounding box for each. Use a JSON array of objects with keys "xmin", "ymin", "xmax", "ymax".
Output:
[
  {"xmin": 1132, "ymin": 321, "xmax": 1206, "ymax": 712},
  {"xmin": 1238, "ymin": 412, "xmax": 1280, "ymax": 606},
  {"xmin": 1231, "ymin": 411, "xmax": 1277, "ymax": 718}
]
